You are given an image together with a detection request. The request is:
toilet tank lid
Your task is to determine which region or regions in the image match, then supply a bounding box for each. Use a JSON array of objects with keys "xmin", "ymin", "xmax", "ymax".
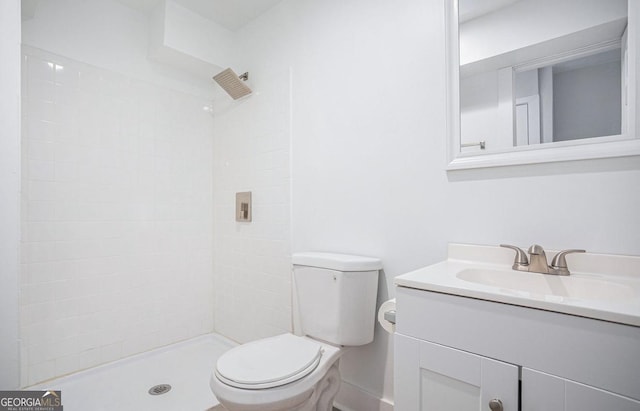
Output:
[{"xmin": 292, "ymin": 252, "xmax": 382, "ymax": 272}]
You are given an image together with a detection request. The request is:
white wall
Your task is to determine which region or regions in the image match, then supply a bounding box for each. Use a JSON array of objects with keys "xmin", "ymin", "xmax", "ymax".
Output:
[
  {"xmin": 554, "ymin": 60, "xmax": 622, "ymax": 141},
  {"xmin": 20, "ymin": 0, "xmax": 215, "ymax": 386},
  {"xmin": 162, "ymin": 0, "xmax": 234, "ymax": 69},
  {"xmin": 234, "ymin": 0, "xmax": 640, "ymax": 407},
  {"xmin": 234, "ymin": 0, "xmax": 449, "ymax": 404},
  {"xmin": 539, "ymin": 66, "xmax": 554, "ymax": 143},
  {"xmin": 460, "ymin": 0, "xmax": 627, "ymax": 65},
  {"xmin": 212, "ymin": 69, "xmax": 292, "ymax": 344},
  {"xmin": 0, "ymin": 0, "xmax": 22, "ymax": 390},
  {"xmin": 461, "ymin": 70, "xmax": 502, "ymax": 149},
  {"xmin": 148, "ymin": 0, "xmax": 236, "ymax": 79},
  {"xmin": 21, "ymin": 0, "xmax": 212, "ymax": 96},
  {"xmin": 461, "ymin": 69, "xmax": 514, "ymax": 151}
]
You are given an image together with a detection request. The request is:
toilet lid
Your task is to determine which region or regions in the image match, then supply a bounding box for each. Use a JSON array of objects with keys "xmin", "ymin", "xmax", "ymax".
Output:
[{"xmin": 215, "ymin": 334, "xmax": 323, "ymax": 390}]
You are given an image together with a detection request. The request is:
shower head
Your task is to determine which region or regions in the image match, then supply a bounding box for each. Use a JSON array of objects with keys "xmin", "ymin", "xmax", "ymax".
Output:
[{"xmin": 212, "ymin": 68, "xmax": 252, "ymax": 100}]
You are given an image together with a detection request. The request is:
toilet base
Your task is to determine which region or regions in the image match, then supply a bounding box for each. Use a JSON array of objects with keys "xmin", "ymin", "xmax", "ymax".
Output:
[{"xmin": 300, "ymin": 362, "xmax": 341, "ymax": 411}]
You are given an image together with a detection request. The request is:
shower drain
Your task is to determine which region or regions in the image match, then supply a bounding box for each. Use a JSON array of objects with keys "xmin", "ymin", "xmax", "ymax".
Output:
[{"xmin": 148, "ymin": 384, "xmax": 172, "ymax": 395}]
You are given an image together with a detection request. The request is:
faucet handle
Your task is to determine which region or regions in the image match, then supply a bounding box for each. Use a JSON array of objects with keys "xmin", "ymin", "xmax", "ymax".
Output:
[
  {"xmin": 550, "ymin": 249, "xmax": 585, "ymax": 275},
  {"xmin": 500, "ymin": 244, "xmax": 529, "ymax": 270}
]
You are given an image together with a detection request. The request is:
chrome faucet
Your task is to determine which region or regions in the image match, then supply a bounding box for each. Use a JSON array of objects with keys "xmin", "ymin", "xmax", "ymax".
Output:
[{"xmin": 500, "ymin": 244, "xmax": 585, "ymax": 276}]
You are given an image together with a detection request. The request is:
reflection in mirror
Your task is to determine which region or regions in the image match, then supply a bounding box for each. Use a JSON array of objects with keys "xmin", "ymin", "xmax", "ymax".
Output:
[
  {"xmin": 514, "ymin": 46, "xmax": 622, "ymax": 146},
  {"xmin": 458, "ymin": 0, "xmax": 628, "ymax": 153}
]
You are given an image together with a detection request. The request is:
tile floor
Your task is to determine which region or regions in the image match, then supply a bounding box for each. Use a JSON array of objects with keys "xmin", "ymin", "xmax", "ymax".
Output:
[{"xmin": 28, "ymin": 334, "xmax": 236, "ymax": 411}]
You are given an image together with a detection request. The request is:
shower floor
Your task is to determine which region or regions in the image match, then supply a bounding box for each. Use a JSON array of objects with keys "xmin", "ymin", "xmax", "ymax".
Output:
[{"xmin": 28, "ymin": 334, "xmax": 236, "ymax": 411}]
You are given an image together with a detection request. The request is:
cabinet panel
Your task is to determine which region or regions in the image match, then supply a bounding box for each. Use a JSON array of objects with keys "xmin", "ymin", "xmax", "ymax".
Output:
[
  {"xmin": 522, "ymin": 368, "xmax": 566, "ymax": 410},
  {"xmin": 419, "ymin": 338, "xmax": 481, "ymax": 386},
  {"xmin": 481, "ymin": 358, "xmax": 519, "ymax": 411},
  {"xmin": 567, "ymin": 382, "xmax": 640, "ymax": 411},
  {"xmin": 523, "ymin": 368, "xmax": 640, "ymax": 411},
  {"xmin": 396, "ymin": 286, "xmax": 640, "ymax": 400},
  {"xmin": 420, "ymin": 340, "xmax": 482, "ymax": 411},
  {"xmin": 395, "ymin": 334, "xmax": 421, "ymax": 411},
  {"xmin": 420, "ymin": 341, "xmax": 518, "ymax": 411},
  {"xmin": 396, "ymin": 334, "xmax": 518, "ymax": 411},
  {"xmin": 421, "ymin": 368, "xmax": 480, "ymax": 410}
]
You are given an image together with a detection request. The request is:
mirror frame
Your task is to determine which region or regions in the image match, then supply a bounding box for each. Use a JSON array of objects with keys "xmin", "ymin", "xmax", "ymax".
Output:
[{"xmin": 446, "ymin": 0, "xmax": 640, "ymax": 170}]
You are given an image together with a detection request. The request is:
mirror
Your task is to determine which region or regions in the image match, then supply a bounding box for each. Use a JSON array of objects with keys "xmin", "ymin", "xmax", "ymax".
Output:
[
  {"xmin": 446, "ymin": 0, "xmax": 640, "ymax": 169},
  {"xmin": 513, "ymin": 47, "xmax": 622, "ymax": 146}
]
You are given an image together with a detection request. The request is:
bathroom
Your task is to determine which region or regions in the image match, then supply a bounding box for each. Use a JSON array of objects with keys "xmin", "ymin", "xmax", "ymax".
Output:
[{"xmin": 1, "ymin": 0, "xmax": 638, "ymax": 410}]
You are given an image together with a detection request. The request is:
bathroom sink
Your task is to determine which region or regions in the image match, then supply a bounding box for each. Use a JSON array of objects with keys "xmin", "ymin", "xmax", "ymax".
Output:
[
  {"xmin": 394, "ymin": 244, "xmax": 640, "ymax": 326},
  {"xmin": 456, "ymin": 268, "xmax": 636, "ymax": 302}
]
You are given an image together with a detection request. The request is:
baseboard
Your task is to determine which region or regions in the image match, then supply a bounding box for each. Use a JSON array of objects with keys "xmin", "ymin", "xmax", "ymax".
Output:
[{"xmin": 334, "ymin": 380, "xmax": 394, "ymax": 411}]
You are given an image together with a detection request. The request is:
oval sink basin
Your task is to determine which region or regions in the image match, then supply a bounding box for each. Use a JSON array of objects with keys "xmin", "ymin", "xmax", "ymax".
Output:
[{"xmin": 456, "ymin": 268, "xmax": 637, "ymax": 302}]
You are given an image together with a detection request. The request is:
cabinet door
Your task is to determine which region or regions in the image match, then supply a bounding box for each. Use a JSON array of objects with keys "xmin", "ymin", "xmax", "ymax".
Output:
[
  {"xmin": 523, "ymin": 368, "xmax": 640, "ymax": 411},
  {"xmin": 395, "ymin": 334, "xmax": 519, "ymax": 411}
]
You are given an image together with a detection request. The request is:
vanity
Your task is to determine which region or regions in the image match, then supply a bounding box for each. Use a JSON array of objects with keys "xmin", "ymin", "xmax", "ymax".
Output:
[{"xmin": 393, "ymin": 244, "xmax": 640, "ymax": 410}]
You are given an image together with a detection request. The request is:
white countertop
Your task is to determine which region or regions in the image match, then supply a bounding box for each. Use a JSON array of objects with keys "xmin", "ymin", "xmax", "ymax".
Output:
[{"xmin": 394, "ymin": 244, "xmax": 640, "ymax": 327}]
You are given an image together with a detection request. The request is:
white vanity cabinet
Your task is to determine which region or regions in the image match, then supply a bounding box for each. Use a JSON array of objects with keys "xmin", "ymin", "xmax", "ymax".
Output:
[
  {"xmin": 522, "ymin": 368, "xmax": 640, "ymax": 411},
  {"xmin": 395, "ymin": 334, "xmax": 518, "ymax": 410},
  {"xmin": 394, "ymin": 286, "xmax": 640, "ymax": 411}
]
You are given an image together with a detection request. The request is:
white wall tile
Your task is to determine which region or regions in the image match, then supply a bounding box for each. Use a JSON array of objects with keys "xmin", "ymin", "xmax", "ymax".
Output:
[
  {"xmin": 212, "ymin": 69, "xmax": 292, "ymax": 344},
  {"xmin": 27, "ymin": 139, "xmax": 55, "ymax": 161},
  {"xmin": 21, "ymin": 46, "xmax": 215, "ymax": 385},
  {"xmin": 54, "ymin": 353, "xmax": 80, "ymax": 377},
  {"xmin": 27, "ymin": 57, "xmax": 55, "ymax": 83},
  {"xmin": 28, "ymin": 361, "xmax": 56, "ymax": 386}
]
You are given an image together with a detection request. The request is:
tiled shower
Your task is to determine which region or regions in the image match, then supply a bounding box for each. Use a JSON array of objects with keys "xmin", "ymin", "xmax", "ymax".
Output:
[
  {"xmin": 17, "ymin": 0, "xmax": 295, "ymax": 388},
  {"xmin": 211, "ymin": 68, "xmax": 292, "ymax": 344},
  {"xmin": 20, "ymin": 46, "xmax": 214, "ymax": 386}
]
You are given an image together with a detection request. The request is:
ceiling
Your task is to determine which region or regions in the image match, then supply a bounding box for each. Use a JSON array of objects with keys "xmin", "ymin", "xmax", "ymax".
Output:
[{"xmin": 115, "ymin": 0, "xmax": 283, "ymax": 30}]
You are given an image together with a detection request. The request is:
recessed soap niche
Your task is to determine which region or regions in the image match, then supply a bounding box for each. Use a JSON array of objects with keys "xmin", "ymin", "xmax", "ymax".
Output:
[{"xmin": 236, "ymin": 192, "xmax": 252, "ymax": 222}]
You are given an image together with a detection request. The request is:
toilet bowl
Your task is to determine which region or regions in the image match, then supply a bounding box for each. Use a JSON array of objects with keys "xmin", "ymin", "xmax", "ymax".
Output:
[
  {"xmin": 210, "ymin": 334, "xmax": 342, "ymax": 411},
  {"xmin": 210, "ymin": 252, "xmax": 382, "ymax": 411}
]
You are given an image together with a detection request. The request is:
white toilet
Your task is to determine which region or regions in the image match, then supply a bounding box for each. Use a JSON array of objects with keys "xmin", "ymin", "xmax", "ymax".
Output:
[{"xmin": 210, "ymin": 252, "xmax": 382, "ymax": 411}]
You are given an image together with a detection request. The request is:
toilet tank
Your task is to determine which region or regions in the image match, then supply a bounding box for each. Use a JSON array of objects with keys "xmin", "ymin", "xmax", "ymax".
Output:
[{"xmin": 292, "ymin": 252, "xmax": 382, "ymax": 346}]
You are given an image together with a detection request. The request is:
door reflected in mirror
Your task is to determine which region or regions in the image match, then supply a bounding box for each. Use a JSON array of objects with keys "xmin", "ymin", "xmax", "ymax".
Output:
[{"xmin": 458, "ymin": 0, "xmax": 628, "ymax": 153}]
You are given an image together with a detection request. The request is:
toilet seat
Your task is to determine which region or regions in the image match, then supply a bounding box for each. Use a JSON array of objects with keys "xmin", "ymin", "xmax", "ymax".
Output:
[{"xmin": 215, "ymin": 334, "xmax": 323, "ymax": 389}]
